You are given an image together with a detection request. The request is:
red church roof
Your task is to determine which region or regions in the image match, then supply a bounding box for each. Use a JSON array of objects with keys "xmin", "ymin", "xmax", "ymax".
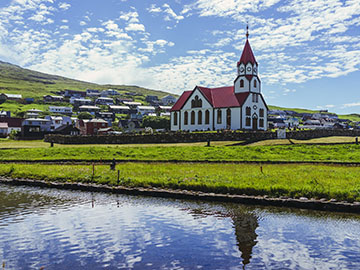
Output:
[
  {"xmin": 237, "ymin": 39, "xmax": 257, "ymax": 66},
  {"xmin": 170, "ymin": 86, "xmax": 251, "ymax": 111},
  {"xmin": 170, "ymin": 91, "xmax": 192, "ymax": 111}
]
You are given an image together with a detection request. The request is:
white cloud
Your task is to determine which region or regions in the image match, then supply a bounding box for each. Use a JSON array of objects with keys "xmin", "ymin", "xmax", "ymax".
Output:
[
  {"xmin": 58, "ymin": 2, "xmax": 70, "ymax": 10},
  {"xmin": 342, "ymin": 102, "xmax": 360, "ymax": 108},
  {"xmin": 125, "ymin": 23, "xmax": 145, "ymax": 32},
  {"xmin": 147, "ymin": 4, "xmax": 184, "ymax": 23}
]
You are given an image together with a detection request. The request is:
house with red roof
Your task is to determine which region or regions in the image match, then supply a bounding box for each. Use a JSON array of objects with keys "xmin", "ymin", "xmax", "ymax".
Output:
[{"xmin": 170, "ymin": 28, "xmax": 268, "ymax": 131}]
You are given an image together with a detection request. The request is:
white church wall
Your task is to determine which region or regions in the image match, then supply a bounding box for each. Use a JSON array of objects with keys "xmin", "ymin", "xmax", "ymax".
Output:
[
  {"xmin": 178, "ymin": 88, "xmax": 214, "ymax": 131},
  {"xmin": 241, "ymin": 94, "xmax": 267, "ymax": 130}
]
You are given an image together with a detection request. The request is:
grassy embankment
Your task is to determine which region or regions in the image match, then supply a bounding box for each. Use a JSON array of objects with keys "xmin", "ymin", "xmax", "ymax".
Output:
[
  {"xmin": 1, "ymin": 163, "xmax": 359, "ymax": 202},
  {"xmin": 0, "ymin": 138, "xmax": 360, "ymax": 202},
  {"xmin": 0, "ymin": 138, "xmax": 359, "ymax": 162}
]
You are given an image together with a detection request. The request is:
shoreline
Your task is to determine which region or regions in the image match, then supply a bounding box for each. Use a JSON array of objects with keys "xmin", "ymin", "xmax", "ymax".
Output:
[{"xmin": 1, "ymin": 176, "xmax": 359, "ymax": 214}]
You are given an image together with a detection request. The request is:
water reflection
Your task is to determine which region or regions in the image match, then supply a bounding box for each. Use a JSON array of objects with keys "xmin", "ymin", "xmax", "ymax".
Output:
[{"xmin": 0, "ymin": 184, "xmax": 359, "ymax": 270}]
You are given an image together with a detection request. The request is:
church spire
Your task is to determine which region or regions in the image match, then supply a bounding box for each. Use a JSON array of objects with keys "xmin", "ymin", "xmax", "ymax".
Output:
[{"xmin": 237, "ymin": 25, "xmax": 257, "ymax": 66}]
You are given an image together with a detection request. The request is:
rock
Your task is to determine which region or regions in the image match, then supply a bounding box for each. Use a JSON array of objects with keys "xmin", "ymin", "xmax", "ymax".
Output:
[{"xmin": 299, "ymin": 197, "xmax": 308, "ymax": 201}]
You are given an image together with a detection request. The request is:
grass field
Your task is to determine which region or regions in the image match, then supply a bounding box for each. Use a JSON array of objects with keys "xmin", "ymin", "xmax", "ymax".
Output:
[
  {"xmin": 0, "ymin": 140, "xmax": 359, "ymax": 162},
  {"xmin": 0, "ymin": 163, "xmax": 359, "ymax": 202}
]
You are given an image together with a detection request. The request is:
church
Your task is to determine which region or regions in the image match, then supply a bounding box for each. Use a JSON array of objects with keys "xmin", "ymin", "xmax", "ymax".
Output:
[{"xmin": 170, "ymin": 28, "xmax": 268, "ymax": 131}]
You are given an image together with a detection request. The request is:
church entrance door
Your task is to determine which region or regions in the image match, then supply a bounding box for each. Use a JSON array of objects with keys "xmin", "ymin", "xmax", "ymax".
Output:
[{"xmin": 252, "ymin": 117, "xmax": 258, "ymax": 130}]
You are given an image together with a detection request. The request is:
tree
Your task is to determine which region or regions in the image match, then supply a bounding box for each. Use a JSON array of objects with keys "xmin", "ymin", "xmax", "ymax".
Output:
[
  {"xmin": 77, "ymin": 112, "xmax": 93, "ymax": 119},
  {"xmin": 142, "ymin": 116, "xmax": 170, "ymax": 130}
]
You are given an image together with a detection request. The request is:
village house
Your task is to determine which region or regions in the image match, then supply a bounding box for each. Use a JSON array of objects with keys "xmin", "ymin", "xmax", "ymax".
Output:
[
  {"xmin": 171, "ymin": 28, "xmax": 268, "ymax": 131},
  {"xmin": 96, "ymin": 112, "xmax": 115, "ymax": 126},
  {"xmin": 101, "ymin": 89, "xmax": 119, "ymax": 96},
  {"xmin": 0, "ymin": 117, "xmax": 23, "ymax": 135},
  {"xmin": 64, "ymin": 89, "xmax": 86, "ymax": 99},
  {"xmin": 22, "ymin": 118, "xmax": 52, "ymax": 137},
  {"xmin": 76, "ymin": 118, "xmax": 108, "ymax": 135},
  {"xmin": 49, "ymin": 106, "xmax": 73, "ymax": 116},
  {"xmin": 95, "ymin": 97, "xmax": 114, "ymax": 105},
  {"xmin": 70, "ymin": 97, "xmax": 93, "ymax": 106},
  {"xmin": 0, "ymin": 93, "xmax": 22, "ymax": 101},
  {"xmin": 26, "ymin": 109, "xmax": 42, "ymax": 118},
  {"xmin": 137, "ymin": 105, "xmax": 156, "ymax": 116},
  {"xmin": 86, "ymin": 89, "xmax": 101, "ymax": 97},
  {"xmin": 109, "ymin": 105, "xmax": 131, "ymax": 114},
  {"xmin": 78, "ymin": 105, "xmax": 101, "ymax": 115},
  {"xmin": 43, "ymin": 95, "xmax": 64, "ymax": 103},
  {"xmin": 161, "ymin": 95, "xmax": 177, "ymax": 105},
  {"xmin": 53, "ymin": 124, "xmax": 80, "ymax": 136},
  {"xmin": 0, "ymin": 123, "xmax": 8, "ymax": 137},
  {"xmin": 45, "ymin": 115, "xmax": 72, "ymax": 131}
]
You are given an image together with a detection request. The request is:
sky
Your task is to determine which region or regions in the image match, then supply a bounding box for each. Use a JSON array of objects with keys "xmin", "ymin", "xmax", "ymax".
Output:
[{"xmin": 0, "ymin": 0, "xmax": 359, "ymax": 114}]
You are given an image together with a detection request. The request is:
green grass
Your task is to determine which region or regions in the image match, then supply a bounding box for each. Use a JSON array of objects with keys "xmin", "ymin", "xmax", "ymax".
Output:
[
  {"xmin": 1, "ymin": 163, "xmax": 359, "ymax": 202},
  {"xmin": 0, "ymin": 142, "xmax": 360, "ymax": 162}
]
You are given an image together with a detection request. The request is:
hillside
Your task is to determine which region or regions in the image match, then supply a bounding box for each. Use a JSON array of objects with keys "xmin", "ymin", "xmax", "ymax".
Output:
[{"xmin": 0, "ymin": 61, "xmax": 172, "ymax": 99}]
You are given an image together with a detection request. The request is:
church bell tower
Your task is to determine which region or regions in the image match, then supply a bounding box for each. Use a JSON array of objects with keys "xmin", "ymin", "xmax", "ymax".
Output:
[{"xmin": 234, "ymin": 26, "xmax": 261, "ymax": 94}]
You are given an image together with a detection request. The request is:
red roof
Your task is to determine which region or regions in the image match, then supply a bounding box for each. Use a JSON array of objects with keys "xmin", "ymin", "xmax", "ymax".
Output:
[
  {"xmin": 237, "ymin": 39, "xmax": 257, "ymax": 66},
  {"xmin": 171, "ymin": 86, "xmax": 251, "ymax": 111},
  {"xmin": 170, "ymin": 91, "xmax": 192, "ymax": 111}
]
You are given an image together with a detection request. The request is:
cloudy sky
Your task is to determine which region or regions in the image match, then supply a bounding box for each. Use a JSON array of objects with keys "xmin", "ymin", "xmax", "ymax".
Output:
[{"xmin": 0, "ymin": 0, "xmax": 359, "ymax": 114}]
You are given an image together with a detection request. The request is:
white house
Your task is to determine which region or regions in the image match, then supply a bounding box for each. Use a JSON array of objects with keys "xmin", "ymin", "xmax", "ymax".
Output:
[
  {"xmin": 49, "ymin": 106, "xmax": 73, "ymax": 115},
  {"xmin": 45, "ymin": 116, "xmax": 72, "ymax": 131},
  {"xmin": 137, "ymin": 106, "xmax": 156, "ymax": 116},
  {"xmin": 170, "ymin": 28, "xmax": 268, "ymax": 131},
  {"xmin": 96, "ymin": 97, "xmax": 114, "ymax": 105}
]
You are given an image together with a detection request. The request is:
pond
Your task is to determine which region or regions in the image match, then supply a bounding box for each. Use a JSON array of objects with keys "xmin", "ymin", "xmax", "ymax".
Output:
[{"xmin": 0, "ymin": 184, "xmax": 359, "ymax": 269}]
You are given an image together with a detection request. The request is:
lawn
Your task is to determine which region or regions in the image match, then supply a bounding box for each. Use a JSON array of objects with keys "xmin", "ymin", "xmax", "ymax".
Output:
[
  {"xmin": 0, "ymin": 142, "xmax": 359, "ymax": 163},
  {"xmin": 0, "ymin": 163, "xmax": 359, "ymax": 202}
]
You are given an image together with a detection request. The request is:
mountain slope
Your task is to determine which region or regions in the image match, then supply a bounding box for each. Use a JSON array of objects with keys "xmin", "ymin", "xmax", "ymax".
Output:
[{"xmin": 0, "ymin": 61, "xmax": 173, "ymax": 98}]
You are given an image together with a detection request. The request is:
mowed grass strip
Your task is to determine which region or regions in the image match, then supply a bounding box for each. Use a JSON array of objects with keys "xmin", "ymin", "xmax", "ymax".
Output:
[
  {"xmin": 0, "ymin": 143, "xmax": 360, "ymax": 162},
  {"xmin": 1, "ymin": 163, "xmax": 359, "ymax": 202}
]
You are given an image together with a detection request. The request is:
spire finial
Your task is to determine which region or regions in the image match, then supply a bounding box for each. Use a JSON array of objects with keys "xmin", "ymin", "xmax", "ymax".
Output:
[{"xmin": 246, "ymin": 23, "xmax": 249, "ymax": 39}]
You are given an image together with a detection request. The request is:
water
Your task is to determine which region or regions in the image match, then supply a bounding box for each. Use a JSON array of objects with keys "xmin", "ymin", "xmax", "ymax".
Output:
[{"xmin": 0, "ymin": 184, "xmax": 359, "ymax": 270}]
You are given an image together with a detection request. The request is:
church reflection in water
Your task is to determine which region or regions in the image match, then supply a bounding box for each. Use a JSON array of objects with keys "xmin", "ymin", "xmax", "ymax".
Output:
[
  {"xmin": 186, "ymin": 205, "xmax": 259, "ymax": 269},
  {"xmin": 231, "ymin": 208, "xmax": 258, "ymax": 269}
]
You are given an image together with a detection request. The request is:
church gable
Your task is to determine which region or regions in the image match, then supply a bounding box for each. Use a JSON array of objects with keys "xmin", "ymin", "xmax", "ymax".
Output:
[{"xmin": 182, "ymin": 87, "xmax": 213, "ymax": 110}]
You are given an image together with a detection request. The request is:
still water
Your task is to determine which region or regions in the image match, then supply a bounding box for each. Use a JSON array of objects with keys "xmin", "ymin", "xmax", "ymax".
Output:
[{"xmin": 0, "ymin": 184, "xmax": 359, "ymax": 270}]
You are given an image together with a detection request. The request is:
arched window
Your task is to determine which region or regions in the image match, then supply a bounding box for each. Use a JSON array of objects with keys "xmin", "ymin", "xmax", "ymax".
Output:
[
  {"xmin": 240, "ymin": 79, "xmax": 244, "ymax": 88},
  {"xmin": 217, "ymin": 109, "xmax": 222, "ymax": 124},
  {"xmin": 246, "ymin": 106, "xmax": 251, "ymax": 116},
  {"xmin": 259, "ymin": 119, "xmax": 264, "ymax": 128},
  {"xmin": 184, "ymin": 111, "xmax": 188, "ymax": 125},
  {"xmin": 226, "ymin": 108, "xmax": 231, "ymax": 129},
  {"xmin": 198, "ymin": 110, "xmax": 202, "ymax": 125},
  {"xmin": 205, "ymin": 110, "xmax": 210, "ymax": 124},
  {"xmin": 246, "ymin": 117, "xmax": 251, "ymax": 126},
  {"xmin": 174, "ymin": 112, "xmax": 178, "ymax": 126},
  {"xmin": 254, "ymin": 80, "xmax": 257, "ymax": 88},
  {"xmin": 259, "ymin": 109, "xmax": 264, "ymax": 117},
  {"xmin": 191, "ymin": 95, "xmax": 202, "ymax": 108},
  {"xmin": 191, "ymin": 111, "xmax": 195, "ymax": 125}
]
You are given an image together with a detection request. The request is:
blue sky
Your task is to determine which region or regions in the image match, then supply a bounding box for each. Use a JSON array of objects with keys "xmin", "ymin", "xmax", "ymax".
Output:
[{"xmin": 0, "ymin": 0, "xmax": 359, "ymax": 114}]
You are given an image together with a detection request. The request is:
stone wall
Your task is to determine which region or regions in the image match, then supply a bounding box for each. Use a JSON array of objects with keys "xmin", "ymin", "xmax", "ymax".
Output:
[{"xmin": 44, "ymin": 129, "xmax": 360, "ymax": 145}]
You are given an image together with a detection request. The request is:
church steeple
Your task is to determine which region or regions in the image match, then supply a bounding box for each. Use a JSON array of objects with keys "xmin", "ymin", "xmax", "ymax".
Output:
[{"xmin": 234, "ymin": 25, "xmax": 260, "ymax": 94}]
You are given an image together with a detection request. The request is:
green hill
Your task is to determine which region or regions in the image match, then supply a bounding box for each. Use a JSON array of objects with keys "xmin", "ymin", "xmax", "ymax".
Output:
[{"xmin": 0, "ymin": 60, "xmax": 172, "ymax": 99}]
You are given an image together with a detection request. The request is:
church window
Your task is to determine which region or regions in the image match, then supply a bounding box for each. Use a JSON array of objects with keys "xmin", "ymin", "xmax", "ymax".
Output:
[
  {"xmin": 259, "ymin": 118, "xmax": 264, "ymax": 128},
  {"xmin": 174, "ymin": 112, "xmax": 178, "ymax": 126},
  {"xmin": 256, "ymin": 94, "xmax": 259, "ymax": 103},
  {"xmin": 246, "ymin": 106, "xmax": 251, "ymax": 116},
  {"xmin": 184, "ymin": 111, "xmax": 188, "ymax": 125},
  {"xmin": 259, "ymin": 109, "xmax": 264, "ymax": 117},
  {"xmin": 191, "ymin": 111, "xmax": 195, "ymax": 125},
  {"xmin": 205, "ymin": 110, "xmax": 210, "ymax": 125},
  {"xmin": 217, "ymin": 109, "xmax": 222, "ymax": 124},
  {"xmin": 198, "ymin": 110, "xmax": 202, "ymax": 125},
  {"xmin": 254, "ymin": 80, "xmax": 257, "ymax": 88},
  {"xmin": 246, "ymin": 117, "xmax": 251, "ymax": 126},
  {"xmin": 240, "ymin": 79, "xmax": 244, "ymax": 88},
  {"xmin": 191, "ymin": 95, "xmax": 202, "ymax": 108},
  {"xmin": 226, "ymin": 108, "xmax": 231, "ymax": 129}
]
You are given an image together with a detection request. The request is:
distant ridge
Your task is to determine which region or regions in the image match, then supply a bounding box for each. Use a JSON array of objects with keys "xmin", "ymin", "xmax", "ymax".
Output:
[{"xmin": 0, "ymin": 60, "xmax": 173, "ymax": 98}]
